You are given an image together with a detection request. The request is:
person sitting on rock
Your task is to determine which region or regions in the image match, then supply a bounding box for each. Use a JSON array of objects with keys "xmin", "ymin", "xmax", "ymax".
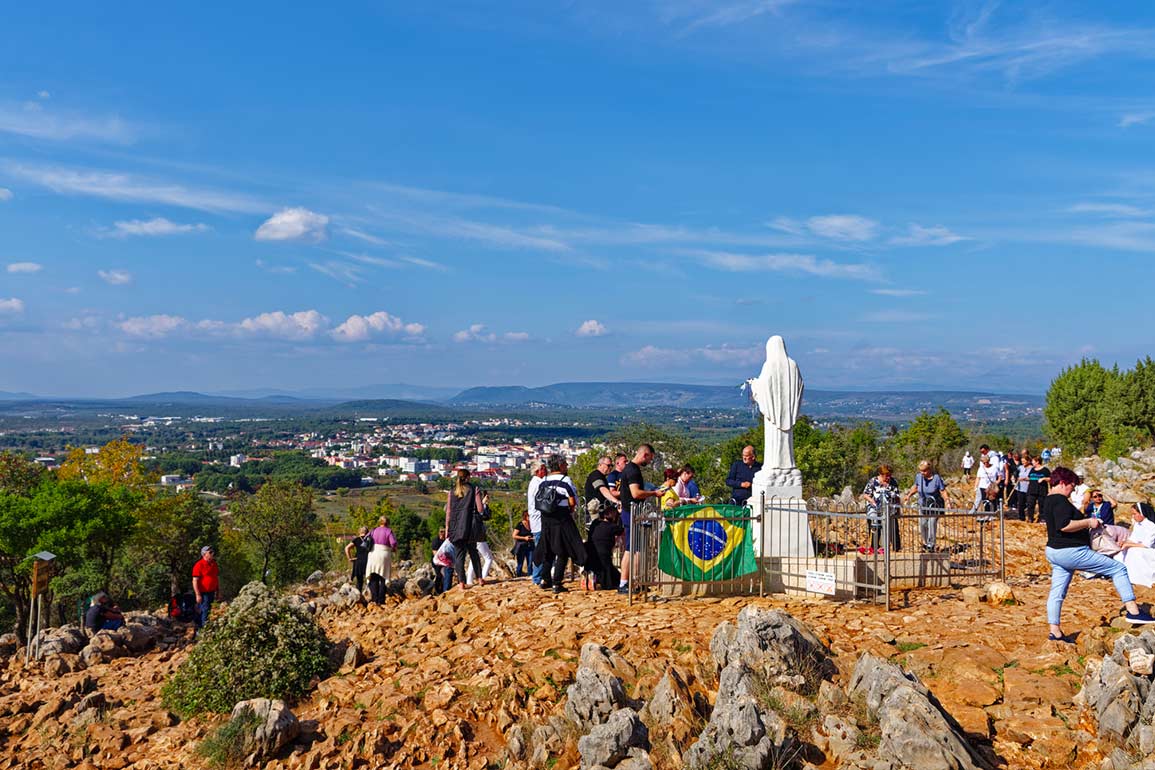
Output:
[
  {"xmin": 1113, "ymin": 502, "xmax": 1155, "ymax": 588},
  {"xmin": 85, "ymin": 591, "xmax": 125, "ymax": 634}
]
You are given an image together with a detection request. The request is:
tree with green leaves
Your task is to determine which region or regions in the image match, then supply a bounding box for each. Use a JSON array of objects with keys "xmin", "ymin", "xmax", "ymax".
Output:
[
  {"xmin": 230, "ymin": 480, "xmax": 321, "ymax": 586},
  {"xmin": 886, "ymin": 408, "xmax": 967, "ymax": 478},
  {"xmin": 127, "ymin": 492, "xmax": 219, "ymax": 599},
  {"xmin": 1044, "ymin": 358, "xmax": 1116, "ymax": 455},
  {"xmin": 0, "ymin": 452, "xmax": 45, "ymax": 497}
]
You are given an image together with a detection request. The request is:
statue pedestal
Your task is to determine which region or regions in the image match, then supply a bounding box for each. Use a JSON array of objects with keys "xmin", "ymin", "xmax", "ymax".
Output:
[{"xmin": 751, "ymin": 471, "xmax": 814, "ymax": 559}]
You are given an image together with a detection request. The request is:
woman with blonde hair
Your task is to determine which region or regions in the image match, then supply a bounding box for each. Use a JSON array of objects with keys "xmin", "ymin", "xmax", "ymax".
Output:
[
  {"xmin": 904, "ymin": 460, "xmax": 946, "ymax": 552},
  {"xmin": 365, "ymin": 515, "xmax": 397, "ymax": 604},
  {"xmin": 444, "ymin": 469, "xmax": 484, "ymax": 591}
]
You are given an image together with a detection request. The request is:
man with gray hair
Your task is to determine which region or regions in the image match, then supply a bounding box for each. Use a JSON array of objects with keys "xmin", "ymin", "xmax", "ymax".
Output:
[
  {"xmin": 526, "ymin": 460, "xmax": 547, "ymax": 584},
  {"xmin": 584, "ymin": 455, "xmax": 620, "ymax": 521},
  {"xmin": 533, "ymin": 454, "xmax": 585, "ymax": 593}
]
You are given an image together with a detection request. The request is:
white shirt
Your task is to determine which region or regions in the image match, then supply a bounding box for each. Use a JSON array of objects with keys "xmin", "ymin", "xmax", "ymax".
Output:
[
  {"xmin": 1133, "ymin": 518, "xmax": 1155, "ymax": 548},
  {"xmin": 527, "ymin": 475, "xmax": 543, "ymax": 534},
  {"xmin": 962, "ymin": 453, "xmax": 973, "ymax": 469},
  {"xmin": 1070, "ymin": 483, "xmax": 1090, "ymax": 510},
  {"xmin": 976, "ymin": 462, "xmax": 999, "ymax": 490}
]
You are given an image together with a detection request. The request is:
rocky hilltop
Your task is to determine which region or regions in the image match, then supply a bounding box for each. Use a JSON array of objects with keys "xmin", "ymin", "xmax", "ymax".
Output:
[{"xmin": 6, "ymin": 516, "xmax": 1155, "ymax": 769}]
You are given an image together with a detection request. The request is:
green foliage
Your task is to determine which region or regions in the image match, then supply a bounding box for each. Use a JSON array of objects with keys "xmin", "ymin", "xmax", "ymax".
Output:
[
  {"xmin": 1045, "ymin": 359, "xmax": 1115, "ymax": 455},
  {"xmin": 162, "ymin": 582, "xmax": 331, "ymax": 716},
  {"xmin": 196, "ymin": 451, "xmax": 363, "ymax": 493},
  {"xmin": 125, "ymin": 492, "xmax": 219, "ymax": 600},
  {"xmin": 196, "ymin": 707, "xmax": 263, "ymax": 768},
  {"xmin": 0, "ymin": 478, "xmax": 139, "ymax": 639},
  {"xmin": 884, "ymin": 408, "xmax": 967, "ymax": 479},
  {"xmin": 230, "ymin": 480, "xmax": 322, "ymax": 586}
]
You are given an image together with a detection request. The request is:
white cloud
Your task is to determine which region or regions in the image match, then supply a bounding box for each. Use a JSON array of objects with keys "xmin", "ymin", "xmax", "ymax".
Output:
[
  {"xmin": 623, "ymin": 343, "xmax": 761, "ymax": 368},
  {"xmin": 1120, "ymin": 113, "xmax": 1154, "ymax": 129},
  {"xmin": 694, "ymin": 250, "xmax": 879, "ymax": 280},
  {"xmin": 576, "ymin": 319, "xmax": 608, "ymax": 337},
  {"xmin": 331, "ymin": 311, "xmax": 425, "ymax": 343},
  {"xmin": 4, "ymin": 163, "xmax": 268, "ymax": 213},
  {"xmin": 453, "ymin": 324, "xmax": 497, "ymax": 343},
  {"xmin": 0, "ymin": 298, "xmax": 24, "ymax": 315},
  {"xmin": 889, "ymin": 224, "xmax": 966, "ymax": 246},
  {"xmin": 238, "ymin": 310, "xmax": 328, "ymax": 340},
  {"xmin": 255, "ymin": 207, "xmax": 330, "ymax": 242},
  {"xmin": 6, "ymin": 262, "xmax": 41, "ymax": 274},
  {"xmin": 0, "ymin": 102, "xmax": 134, "ymax": 143},
  {"xmin": 106, "ymin": 218, "xmax": 210, "ymax": 238},
  {"xmin": 0, "ymin": 187, "xmax": 11, "ymax": 201},
  {"xmin": 308, "ymin": 261, "xmax": 364, "ymax": 285},
  {"xmin": 861, "ymin": 310, "xmax": 935, "ymax": 323},
  {"xmin": 870, "ymin": 288, "xmax": 926, "ymax": 297},
  {"xmin": 1067, "ymin": 202, "xmax": 1148, "ymax": 217},
  {"xmin": 98, "ymin": 269, "xmax": 133, "ymax": 286},
  {"xmin": 504, "ymin": 331, "xmax": 531, "ymax": 342},
  {"xmin": 118, "ymin": 314, "xmax": 189, "ymax": 338},
  {"xmin": 806, "ymin": 214, "xmax": 878, "ymax": 242}
]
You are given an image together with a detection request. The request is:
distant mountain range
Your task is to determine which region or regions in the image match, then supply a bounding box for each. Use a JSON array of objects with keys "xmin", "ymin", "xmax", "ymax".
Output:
[{"xmin": 0, "ymin": 381, "xmax": 1045, "ymax": 423}]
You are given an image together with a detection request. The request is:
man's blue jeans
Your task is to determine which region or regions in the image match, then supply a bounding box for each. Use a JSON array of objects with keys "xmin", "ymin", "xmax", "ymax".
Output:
[
  {"xmin": 531, "ymin": 532, "xmax": 543, "ymax": 584},
  {"xmin": 196, "ymin": 591, "xmax": 215, "ymax": 628},
  {"xmin": 1046, "ymin": 546, "xmax": 1134, "ymax": 625}
]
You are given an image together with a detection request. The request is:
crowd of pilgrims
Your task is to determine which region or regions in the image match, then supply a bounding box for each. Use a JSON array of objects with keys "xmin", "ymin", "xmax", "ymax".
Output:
[
  {"xmin": 342, "ymin": 442, "xmax": 764, "ymax": 597},
  {"xmin": 338, "ymin": 442, "xmax": 1155, "ymax": 641}
]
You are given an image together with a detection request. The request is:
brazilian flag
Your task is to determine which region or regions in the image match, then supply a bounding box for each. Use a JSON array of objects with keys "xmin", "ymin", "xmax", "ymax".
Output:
[{"xmin": 658, "ymin": 505, "xmax": 757, "ymax": 582}]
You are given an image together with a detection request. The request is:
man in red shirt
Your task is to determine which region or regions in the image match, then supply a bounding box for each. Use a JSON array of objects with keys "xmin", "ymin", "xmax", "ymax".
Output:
[{"xmin": 192, "ymin": 545, "xmax": 219, "ymax": 634}]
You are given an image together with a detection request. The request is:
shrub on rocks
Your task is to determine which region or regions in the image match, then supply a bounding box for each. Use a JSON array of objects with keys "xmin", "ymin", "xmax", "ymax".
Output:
[{"xmin": 162, "ymin": 582, "xmax": 332, "ymax": 716}]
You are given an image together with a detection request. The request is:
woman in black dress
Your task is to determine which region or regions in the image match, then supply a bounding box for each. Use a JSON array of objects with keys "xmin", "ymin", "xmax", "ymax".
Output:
[
  {"xmin": 343, "ymin": 526, "xmax": 372, "ymax": 592},
  {"xmin": 444, "ymin": 469, "xmax": 483, "ymax": 591}
]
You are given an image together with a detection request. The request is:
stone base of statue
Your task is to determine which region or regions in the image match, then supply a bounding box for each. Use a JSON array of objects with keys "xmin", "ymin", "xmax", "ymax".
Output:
[{"xmin": 751, "ymin": 468, "xmax": 814, "ymax": 559}]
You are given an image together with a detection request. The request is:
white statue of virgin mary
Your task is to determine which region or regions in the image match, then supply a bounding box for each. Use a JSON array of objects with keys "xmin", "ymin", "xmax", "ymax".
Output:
[{"xmin": 746, "ymin": 335, "xmax": 803, "ymax": 472}]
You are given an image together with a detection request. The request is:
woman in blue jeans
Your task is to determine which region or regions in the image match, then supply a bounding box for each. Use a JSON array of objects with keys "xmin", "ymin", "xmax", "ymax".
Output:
[{"xmin": 1044, "ymin": 466, "xmax": 1155, "ymax": 641}]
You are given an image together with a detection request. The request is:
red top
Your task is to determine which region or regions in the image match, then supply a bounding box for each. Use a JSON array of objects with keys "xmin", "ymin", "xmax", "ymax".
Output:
[{"xmin": 192, "ymin": 558, "xmax": 220, "ymax": 593}]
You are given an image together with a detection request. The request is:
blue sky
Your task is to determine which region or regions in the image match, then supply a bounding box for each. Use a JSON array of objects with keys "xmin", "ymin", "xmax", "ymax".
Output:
[{"xmin": 2, "ymin": 1, "xmax": 1155, "ymax": 397}]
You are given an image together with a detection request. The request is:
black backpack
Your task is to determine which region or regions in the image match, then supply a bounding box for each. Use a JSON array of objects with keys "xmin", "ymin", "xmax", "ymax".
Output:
[{"xmin": 535, "ymin": 479, "xmax": 570, "ymax": 518}]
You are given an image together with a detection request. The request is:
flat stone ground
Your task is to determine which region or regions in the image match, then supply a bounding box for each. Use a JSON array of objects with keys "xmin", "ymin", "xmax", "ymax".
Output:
[{"xmin": 0, "ymin": 519, "xmax": 1143, "ymax": 770}]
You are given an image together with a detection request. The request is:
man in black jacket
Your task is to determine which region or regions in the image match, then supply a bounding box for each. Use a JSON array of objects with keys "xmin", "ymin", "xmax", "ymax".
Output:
[{"xmin": 726, "ymin": 445, "xmax": 762, "ymax": 506}]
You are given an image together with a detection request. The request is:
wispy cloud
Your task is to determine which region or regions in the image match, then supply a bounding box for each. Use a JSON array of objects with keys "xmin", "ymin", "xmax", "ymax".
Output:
[
  {"xmin": 103, "ymin": 217, "xmax": 210, "ymax": 238},
  {"xmin": 805, "ymin": 214, "xmax": 878, "ymax": 242},
  {"xmin": 622, "ymin": 342, "xmax": 761, "ymax": 368},
  {"xmin": 1067, "ymin": 202, "xmax": 1148, "ymax": 217},
  {"xmin": 6, "ymin": 262, "xmax": 42, "ymax": 274},
  {"xmin": 889, "ymin": 223, "xmax": 967, "ymax": 246},
  {"xmin": 1120, "ymin": 113, "xmax": 1154, "ymax": 129},
  {"xmin": 308, "ymin": 261, "xmax": 365, "ymax": 286},
  {"xmin": 0, "ymin": 187, "xmax": 11, "ymax": 201},
  {"xmin": 451, "ymin": 324, "xmax": 530, "ymax": 344},
  {"xmin": 870, "ymin": 288, "xmax": 926, "ymax": 297},
  {"xmin": 1068, "ymin": 221, "xmax": 1155, "ymax": 252},
  {"xmin": 861, "ymin": 310, "xmax": 935, "ymax": 323},
  {"xmin": 0, "ymin": 101, "xmax": 134, "ymax": 143},
  {"xmin": 97, "ymin": 269, "xmax": 133, "ymax": 286},
  {"xmin": 255, "ymin": 207, "xmax": 330, "ymax": 242},
  {"xmin": 692, "ymin": 250, "xmax": 880, "ymax": 280},
  {"xmin": 3, "ymin": 163, "xmax": 269, "ymax": 213}
]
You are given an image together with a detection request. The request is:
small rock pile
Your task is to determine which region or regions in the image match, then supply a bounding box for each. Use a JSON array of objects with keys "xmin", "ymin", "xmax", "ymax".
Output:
[
  {"xmin": 1076, "ymin": 448, "xmax": 1155, "ymax": 503},
  {"xmin": 18, "ymin": 612, "xmax": 174, "ymax": 678}
]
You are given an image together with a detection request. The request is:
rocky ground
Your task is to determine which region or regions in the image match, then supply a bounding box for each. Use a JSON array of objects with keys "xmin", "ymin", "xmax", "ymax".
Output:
[{"xmin": 5, "ymin": 511, "xmax": 1155, "ymax": 768}]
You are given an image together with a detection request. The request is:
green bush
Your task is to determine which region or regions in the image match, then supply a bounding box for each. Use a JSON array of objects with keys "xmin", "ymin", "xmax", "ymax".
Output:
[{"xmin": 162, "ymin": 582, "xmax": 332, "ymax": 716}]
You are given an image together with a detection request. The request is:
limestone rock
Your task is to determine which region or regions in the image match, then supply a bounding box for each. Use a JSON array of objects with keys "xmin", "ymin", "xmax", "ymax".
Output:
[
  {"xmin": 847, "ymin": 653, "xmax": 987, "ymax": 770},
  {"xmin": 578, "ymin": 708, "xmax": 650, "ymax": 770},
  {"xmin": 328, "ymin": 583, "xmax": 364, "ymax": 610},
  {"xmin": 35, "ymin": 625, "xmax": 87, "ymax": 659},
  {"xmin": 709, "ymin": 606, "xmax": 832, "ymax": 690},
  {"xmin": 821, "ymin": 714, "xmax": 861, "ymax": 762},
  {"xmin": 640, "ymin": 667, "xmax": 700, "ymax": 752},
  {"xmin": 0, "ymin": 632, "xmax": 18, "ymax": 657},
  {"xmin": 960, "ymin": 586, "xmax": 984, "ymax": 604},
  {"xmin": 566, "ymin": 643, "xmax": 633, "ymax": 730},
  {"xmin": 306, "ymin": 570, "xmax": 325, "ymax": 584},
  {"xmin": 1082, "ymin": 656, "xmax": 1144, "ymax": 748},
  {"xmin": 985, "ymin": 582, "xmax": 1015, "ymax": 604},
  {"xmin": 683, "ymin": 689, "xmax": 789, "ymax": 770},
  {"xmin": 1130, "ymin": 648, "xmax": 1155, "ymax": 677},
  {"xmin": 229, "ymin": 698, "xmax": 300, "ymax": 760}
]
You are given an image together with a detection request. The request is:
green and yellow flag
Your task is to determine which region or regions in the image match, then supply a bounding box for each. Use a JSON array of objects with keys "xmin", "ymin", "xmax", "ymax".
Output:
[{"xmin": 658, "ymin": 504, "xmax": 757, "ymax": 582}]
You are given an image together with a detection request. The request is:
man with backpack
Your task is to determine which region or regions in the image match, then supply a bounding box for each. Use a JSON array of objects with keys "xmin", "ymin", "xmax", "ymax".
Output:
[{"xmin": 533, "ymin": 454, "xmax": 585, "ymax": 594}]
